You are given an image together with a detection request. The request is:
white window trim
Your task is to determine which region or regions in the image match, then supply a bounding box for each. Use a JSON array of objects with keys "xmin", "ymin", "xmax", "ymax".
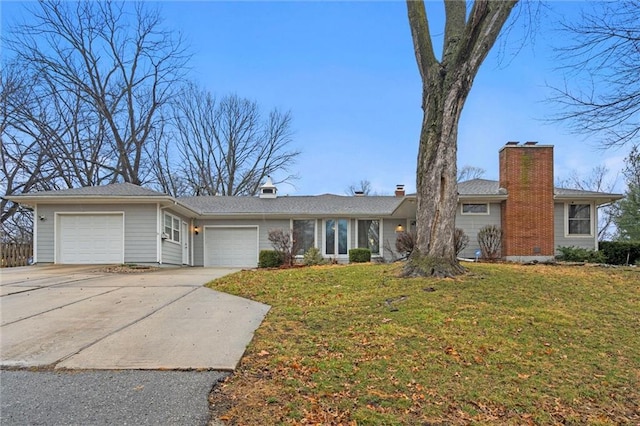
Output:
[
  {"xmin": 461, "ymin": 203, "xmax": 490, "ymax": 215},
  {"xmin": 163, "ymin": 212, "xmax": 181, "ymax": 244},
  {"xmin": 564, "ymin": 202, "xmax": 594, "ymax": 238},
  {"xmin": 290, "ymin": 219, "xmax": 317, "ymax": 258},
  {"xmin": 355, "ymin": 218, "xmax": 383, "ymax": 257},
  {"xmin": 323, "ymin": 218, "xmax": 350, "ymax": 258}
]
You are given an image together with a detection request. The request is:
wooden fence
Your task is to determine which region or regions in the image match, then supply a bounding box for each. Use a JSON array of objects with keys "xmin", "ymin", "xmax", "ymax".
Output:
[{"xmin": 0, "ymin": 242, "xmax": 34, "ymax": 268}]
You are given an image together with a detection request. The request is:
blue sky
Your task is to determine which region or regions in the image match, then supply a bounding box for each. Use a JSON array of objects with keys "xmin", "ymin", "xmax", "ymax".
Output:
[{"xmin": 1, "ymin": 1, "xmax": 630, "ymax": 196}]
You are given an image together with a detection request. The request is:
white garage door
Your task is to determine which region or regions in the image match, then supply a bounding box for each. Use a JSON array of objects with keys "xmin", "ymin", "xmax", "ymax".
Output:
[
  {"xmin": 204, "ymin": 227, "xmax": 258, "ymax": 267},
  {"xmin": 57, "ymin": 214, "xmax": 124, "ymax": 264}
]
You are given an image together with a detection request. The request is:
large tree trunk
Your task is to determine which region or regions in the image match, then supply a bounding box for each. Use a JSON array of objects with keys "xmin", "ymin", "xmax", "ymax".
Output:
[
  {"xmin": 403, "ymin": 0, "xmax": 517, "ymax": 277},
  {"xmin": 403, "ymin": 74, "xmax": 469, "ymax": 277}
]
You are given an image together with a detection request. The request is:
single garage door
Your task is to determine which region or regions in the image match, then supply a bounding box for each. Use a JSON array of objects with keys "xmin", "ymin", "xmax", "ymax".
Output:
[
  {"xmin": 57, "ymin": 214, "xmax": 124, "ymax": 264},
  {"xmin": 204, "ymin": 227, "xmax": 258, "ymax": 267}
]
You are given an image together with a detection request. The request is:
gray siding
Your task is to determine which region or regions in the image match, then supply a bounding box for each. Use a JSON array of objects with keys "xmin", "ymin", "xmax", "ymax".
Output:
[
  {"xmin": 455, "ymin": 202, "xmax": 502, "ymax": 259},
  {"xmin": 161, "ymin": 240, "xmax": 182, "ymax": 265},
  {"xmin": 554, "ymin": 203, "xmax": 598, "ymax": 252},
  {"xmin": 381, "ymin": 219, "xmax": 404, "ymax": 261},
  {"xmin": 34, "ymin": 203, "xmax": 158, "ymax": 264},
  {"xmin": 192, "ymin": 217, "xmax": 402, "ymax": 265},
  {"xmin": 160, "ymin": 208, "xmax": 190, "ymax": 265}
]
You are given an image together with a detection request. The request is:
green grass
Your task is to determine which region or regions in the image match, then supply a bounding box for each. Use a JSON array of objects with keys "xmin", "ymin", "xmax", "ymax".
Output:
[{"xmin": 207, "ymin": 263, "xmax": 640, "ymax": 425}]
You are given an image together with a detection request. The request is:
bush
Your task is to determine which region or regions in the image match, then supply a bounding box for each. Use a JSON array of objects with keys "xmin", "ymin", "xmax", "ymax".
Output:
[
  {"xmin": 556, "ymin": 246, "xmax": 606, "ymax": 263},
  {"xmin": 454, "ymin": 228, "xmax": 469, "ymax": 256},
  {"xmin": 349, "ymin": 248, "xmax": 371, "ymax": 263},
  {"xmin": 258, "ymin": 250, "xmax": 282, "ymax": 268},
  {"xmin": 599, "ymin": 241, "xmax": 640, "ymax": 265},
  {"xmin": 268, "ymin": 228, "xmax": 298, "ymax": 266},
  {"xmin": 477, "ymin": 225, "xmax": 502, "ymax": 260},
  {"xmin": 303, "ymin": 247, "xmax": 325, "ymax": 266},
  {"xmin": 395, "ymin": 230, "xmax": 416, "ymax": 257}
]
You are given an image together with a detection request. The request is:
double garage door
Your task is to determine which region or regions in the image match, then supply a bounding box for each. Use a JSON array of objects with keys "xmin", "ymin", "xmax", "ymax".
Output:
[
  {"xmin": 204, "ymin": 227, "xmax": 258, "ymax": 268},
  {"xmin": 57, "ymin": 214, "xmax": 124, "ymax": 264}
]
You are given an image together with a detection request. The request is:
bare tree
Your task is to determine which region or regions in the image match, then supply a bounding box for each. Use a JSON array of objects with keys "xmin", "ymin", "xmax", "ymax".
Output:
[
  {"xmin": 457, "ymin": 165, "xmax": 486, "ymax": 182},
  {"xmin": 346, "ymin": 179, "xmax": 373, "ymax": 195},
  {"xmin": 551, "ymin": 0, "xmax": 640, "ymax": 148},
  {"xmin": 165, "ymin": 84, "xmax": 299, "ymax": 196},
  {"xmin": 404, "ymin": 0, "xmax": 518, "ymax": 277},
  {"xmin": 5, "ymin": 0, "xmax": 190, "ymax": 186},
  {"xmin": 556, "ymin": 166, "xmax": 619, "ymax": 240},
  {"xmin": 1, "ymin": 64, "xmax": 55, "ymax": 243}
]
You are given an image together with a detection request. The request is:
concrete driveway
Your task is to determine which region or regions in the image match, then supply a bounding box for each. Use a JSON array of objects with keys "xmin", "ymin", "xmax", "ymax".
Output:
[{"xmin": 0, "ymin": 265, "xmax": 270, "ymax": 370}]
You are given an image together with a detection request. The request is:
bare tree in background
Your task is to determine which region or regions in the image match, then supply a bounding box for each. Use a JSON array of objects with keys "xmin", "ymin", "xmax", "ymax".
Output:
[
  {"xmin": 5, "ymin": 0, "xmax": 189, "ymax": 186},
  {"xmin": 556, "ymin": 166, "xmax": 619, "ymax": 241},
  {"xmin": 457, "ymin": 165, "xmax": 486, "ymax": 182},
  {"xmin": 346, "ymin": 179, "xmax": 373, "ymax": 195},
  {"xmin": 1, "ymin": 65, "xmax": 53, "ymax": 243},
  {"xmin": 405, "ymin": 0, "xmax": 518, "ymax": 277},
  {"xmin": 552, "ymin": 0, "xmax": 640, "ymax": 148},
  {"xmin": 160, "ymin": 84, "xmax": 299, "ymax": 196}
]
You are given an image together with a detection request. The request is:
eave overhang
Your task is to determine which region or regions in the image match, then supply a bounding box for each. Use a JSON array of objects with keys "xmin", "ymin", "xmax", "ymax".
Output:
[{"xmin": 5, "ymin": 194, "xmax": 200, "ymax": 217}]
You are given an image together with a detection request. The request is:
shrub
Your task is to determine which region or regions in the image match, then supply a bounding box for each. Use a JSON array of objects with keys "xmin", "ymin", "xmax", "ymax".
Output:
[
  {"xmin": 349, "ymin": 248, "xmax": 371, "ymax": 263},
  {"xmin": 268, "ymin": 228, "xmax": 299, "ymax": 266},
  {"xmin": 395, "ymin": 230, "xmax": 416, "ymax": 257},
  {"xmin": 454, "ymin": 228, "xmax": 469, "ymax": 256},
  {"xmin": 556, "ymin": 246, "xmax": 606, "ymax": 263},
  {"xmin": 599, "ymin": 241, "xmax": 640, "ymax": 265},
  {"xmin": 258, "ymin": 250, "xmax": 282, "ymax": 268},
  {"xmin": 477, "ymin": 225, "xmax": 502, "ymax": 260},
  {"xmin": 303, "ymin": 247, "xmax": 325, "ymax": 266}
]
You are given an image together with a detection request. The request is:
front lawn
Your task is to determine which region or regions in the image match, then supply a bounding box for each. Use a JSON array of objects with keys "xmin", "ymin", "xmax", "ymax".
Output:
[{"xmin": 207, "ymin": 263, "xmax": 639, "ymax": 425}]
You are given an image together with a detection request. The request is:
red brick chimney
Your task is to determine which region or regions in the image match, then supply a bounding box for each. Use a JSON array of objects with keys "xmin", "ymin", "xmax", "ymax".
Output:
[
  {"xmin": 395, "ymin": 184, "xmax": 405, "ymax": 197},
  {"xmin": 499, "ymin": 142, "xmax": 555, "ymax": 260}
]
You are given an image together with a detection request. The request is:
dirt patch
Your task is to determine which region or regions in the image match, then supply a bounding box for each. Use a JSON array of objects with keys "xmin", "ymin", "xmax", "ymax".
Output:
[{"xmin": 93, "ymin": 265, "xmax": 161, "ymax": 274}]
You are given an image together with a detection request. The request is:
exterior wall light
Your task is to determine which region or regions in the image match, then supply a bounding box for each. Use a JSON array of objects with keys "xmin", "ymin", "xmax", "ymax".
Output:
[
  {"xmin": 194, "ymin": 225, "xmax": 199, "ymax": 235},
  {"xmin": 395, "ymin": 224, "xmax": 404, "ymax": 233}
]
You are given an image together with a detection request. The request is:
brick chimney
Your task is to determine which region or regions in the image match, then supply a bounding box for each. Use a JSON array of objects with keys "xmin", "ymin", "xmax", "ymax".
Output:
[
  {"xmin": 499, "ymin": 142, "xmax": 555, "ymax": 261},
  {"xmin": 395, "ymin": 184, "xmax": 405, "ymax": 197}
]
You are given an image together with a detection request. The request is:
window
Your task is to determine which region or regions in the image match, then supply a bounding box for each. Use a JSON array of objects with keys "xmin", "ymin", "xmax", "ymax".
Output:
[
  {"xmin": 357, "ymin": 219, "xmax": 380, "ymax": 255},
  {"xmin": 462, "ymin": 203, "xmax": 489, "ymax": 215},
  {"xmin": 293, "ymin": 219, "xmax": 315, "ymax": 256},
  {"xmin": 164, "ymin": 212, "xmax": 181, "ymax": 243},
  {"xmin": 568, "ymin": 204, "xmax": 592, "ymax": 235},
  {"xmin": 325, "ymin": 219, "xmax": 348, "ymax": 256}
]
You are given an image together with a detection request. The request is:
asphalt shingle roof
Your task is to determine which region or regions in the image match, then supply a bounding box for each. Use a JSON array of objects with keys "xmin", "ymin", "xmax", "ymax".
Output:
[
  {"xmin": 12, "ymin": 183, "xmax": 168, "ymax": 197},
  {"xmin": 458, "ymin": 179, "xmax": 621, "ymax": 198},
  {"xmin": 178, "ymin": 194, "xmax": 404, "ymax": 216},
  {"xmin": 9, "ymin": 181, "xmax": 621, "ymax": 215},
  {"xmin": 457, "ymin": 179, "xmax": 503, "ymax": 196}
]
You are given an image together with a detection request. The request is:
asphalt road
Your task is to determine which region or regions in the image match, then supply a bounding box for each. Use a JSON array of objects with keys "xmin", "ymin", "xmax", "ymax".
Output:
[{"xmin": 0, "ymin": 369, "xmax": 228, "ymax": 425}]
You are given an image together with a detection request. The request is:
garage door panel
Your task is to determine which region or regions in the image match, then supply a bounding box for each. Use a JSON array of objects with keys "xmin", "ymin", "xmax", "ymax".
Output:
[
  {"xmin": 58, "ymin": 214, "xmax": 124, "ymax": 264},
  {"xmin": 205, "ymin": 227, "xmax": 258, "ymax": 268}
]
